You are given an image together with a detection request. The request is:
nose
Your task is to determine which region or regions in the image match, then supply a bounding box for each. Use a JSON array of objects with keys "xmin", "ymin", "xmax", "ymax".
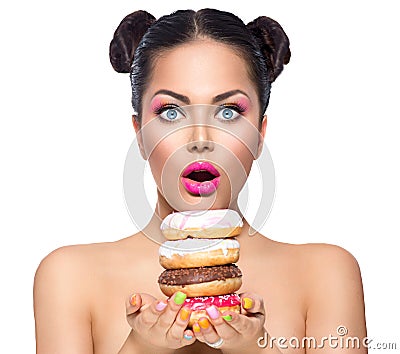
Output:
[{"xmin": 186, "ymin": 124, "xmax": 215, "ymax": 153}]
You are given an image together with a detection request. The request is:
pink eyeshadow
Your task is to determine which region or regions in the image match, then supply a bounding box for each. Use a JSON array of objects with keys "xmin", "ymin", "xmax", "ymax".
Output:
[
  {"xmin": 235, "ymin": 97, "xmax": 250, "ymax": 111},
  {"xmin": 150, "ymin": 97, "xmax": 165, "ymax": 112}
]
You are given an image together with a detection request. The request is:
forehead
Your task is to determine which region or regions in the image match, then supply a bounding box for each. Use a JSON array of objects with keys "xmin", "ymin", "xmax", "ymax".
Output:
[{"xmin": 145, "ymin": 39, "xmax": 257, "ymax": 102}]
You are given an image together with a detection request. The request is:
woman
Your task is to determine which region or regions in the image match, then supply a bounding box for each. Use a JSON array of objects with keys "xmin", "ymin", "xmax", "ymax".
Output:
[{"xmin": 33, "ymin": 8, "xmax": 367, "ymax": 354}]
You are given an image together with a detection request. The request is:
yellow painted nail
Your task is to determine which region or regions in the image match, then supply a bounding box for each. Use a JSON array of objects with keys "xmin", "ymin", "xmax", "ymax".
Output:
[
  {"xmin": 129, "ymin": 294, "xmax": 137, "ymax": 306},
  {"xmin": 193, "ymin": 323, "xmax": 201, "ymax": 333},
  {"xmin": 180, "ymin": 307, "xmax": 190, "ymax": 321},
  {"xmin": 243, "ymin": 297, "xmax": 253, "ymax": 310},
  {"xmin": 199, "ymin": 318, "xmax": 210, "ymax": 329}
]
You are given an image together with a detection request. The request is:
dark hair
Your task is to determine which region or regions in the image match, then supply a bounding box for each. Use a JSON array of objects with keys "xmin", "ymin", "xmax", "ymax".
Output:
[{"xmin": 109, "ymin": 8, "xmax": 290, "ymax": 128}]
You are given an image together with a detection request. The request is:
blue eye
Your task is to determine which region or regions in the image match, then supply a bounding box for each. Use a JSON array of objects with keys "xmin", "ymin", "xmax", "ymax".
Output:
[
  {"xmin": 158, "ymin": 106, "xmax": 185, "ymax": 122},
  {"xmin": 166, "ymin": 109, "xmax": 178, "ymax": 120},
  {"xmin": 215, "ymin": 107, "xmax": 241, "ymax": 122}
]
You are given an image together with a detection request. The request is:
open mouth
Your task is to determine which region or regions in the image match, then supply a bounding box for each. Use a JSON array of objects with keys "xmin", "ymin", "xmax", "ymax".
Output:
[{"xmin": 181, "ymin": 161, "xmax": 221, "ymax": 196}]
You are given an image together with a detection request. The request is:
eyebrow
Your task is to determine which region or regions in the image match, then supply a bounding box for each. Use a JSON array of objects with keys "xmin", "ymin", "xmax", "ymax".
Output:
[{"xmin": 151, "ymin": 89, "xmax": 250, "ymax": 104}]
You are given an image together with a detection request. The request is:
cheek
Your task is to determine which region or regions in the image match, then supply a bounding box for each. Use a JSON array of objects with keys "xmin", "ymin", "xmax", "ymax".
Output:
[
  {"xmin": 147, "ymin": 135, "xmax": 183, "ymax": 183},
  {"xmin": 149, "ymin": 143, "xmax": 170, "ymax": 175},
  {"xmin": 229, "ymin": 142, "xmax": 254, "ymax": 173},
  {"xmin": 219, "ymin": 133, "xmax": 255, "ymax": 173}
]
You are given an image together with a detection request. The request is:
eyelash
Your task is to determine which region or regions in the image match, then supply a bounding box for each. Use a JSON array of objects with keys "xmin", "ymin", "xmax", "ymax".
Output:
[
  {"xmin": 153, "ymin": 102, "xmax": 247, "ymax": 123},
  {"xmin": 153, "ymin": 102, "xmax": 179, "ymax": 115}
]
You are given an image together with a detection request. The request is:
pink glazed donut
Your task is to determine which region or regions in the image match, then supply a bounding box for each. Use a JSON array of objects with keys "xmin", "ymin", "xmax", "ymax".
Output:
[{"xmin": 160, "ymin": 209, "xmax": 243, "ymax": 240}]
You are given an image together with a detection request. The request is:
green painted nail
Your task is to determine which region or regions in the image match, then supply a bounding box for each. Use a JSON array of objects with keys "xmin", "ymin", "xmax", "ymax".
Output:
[
  {"xmin": 222, "ymin": 315, "xmax": 232, "ymax": 321},
  {"xmin": 174, "ymin": 291, "xmax": 187, "ymax": 305}
]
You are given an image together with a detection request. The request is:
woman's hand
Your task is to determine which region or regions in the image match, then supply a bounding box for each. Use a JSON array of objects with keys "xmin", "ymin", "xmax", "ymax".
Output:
[
  {"xmin": 124, "ymin": 291, "xmax": 196, "ymax": 351},
  {"xmin": 192, "ymin": 292, "xmax": 266, "ymax": 352}
]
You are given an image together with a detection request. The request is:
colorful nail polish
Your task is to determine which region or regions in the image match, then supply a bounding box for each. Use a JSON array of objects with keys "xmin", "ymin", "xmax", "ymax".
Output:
[
  {"xmin": 184, "ymin": 333, "xmax": 193, "ymax": 340},
  {"xmin": 199, "ymin": 317, "xmax": 210, "ymax": 329},
  {"xmin": 222, "ymin": 314, "xmax": 232, "ymax": 322},
  {"xmin": 180, "ymin": 307, "xmax": 190, "ymax": 321},
  {"xmin": 243, "ymin": 297, "xmax": 253, "ymax": 310},
  {"xmin": 206, "ymin": 305, "xmax": 220, "ymax": 320},
  {"xmin": 156, "ymin": 301, "xmax": 167, "ymax": 311},
  {"xmin": 174, "ymin": 291, "xmax": 187, "ymax": 305},
  {"xmin": 129, "ymin": 294, "xmax": 137, "ymax": 306},
  {"xmin": 193, "ymin": 323, "xmax": 201, "ymax": 333}
]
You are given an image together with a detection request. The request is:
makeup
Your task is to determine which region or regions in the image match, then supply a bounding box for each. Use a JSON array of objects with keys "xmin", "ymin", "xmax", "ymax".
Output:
[
  {"xmin": 184, "ymin": 333, "xmax": 193, "ymax": 340},
  {"xmin": 129, "ymin": 294, "xmax": 137, "ymax": 306},
  {"xmin": 180, "ymin": 307, "xmax": 191, "ymax": 321},
  {"xmin": 222, "ymin": 97, "xmax": 249, "ymax": 113},
  {"xmin": 174, "ymin": 291, "xmax": 187, "ymax": 305},
  {"xmin": 198, "ymin": 317, "xmax": 210, "ymax": 329},
  {"xmin": 151, "ymin": 97, "xmax": 171, "ymax": 113},
  {"xmin": 243, "ymin": 297, "xmax": 253, "ymax": 309},
  {"xmin": 222, "ymin": 314, "xmax": 232, "ymax": 321},
  {"xmin": 193, "ymin": 323, "xmax": 201, "ymax": 333},
  {"xmin": 156, "ymin": 301, "xmax": 167, "ymax": 311},
  {"xmin": 181, "ymin": 161, "xmax": 221, "ymax": 196},
  {"xmin": 206, "ymin": 305, "xmax": 220, "ymax": 320}
]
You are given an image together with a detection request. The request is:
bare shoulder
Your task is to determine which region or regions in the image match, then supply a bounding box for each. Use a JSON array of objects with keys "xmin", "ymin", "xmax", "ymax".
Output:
[
  {"xmin": 295, "ymin": 242, "xmax": 362, "ymax": 285},
  {"xmin": 35, "ymin": 241, "xmax": 116, "ymax": 286},
  {"xmin": 34, "ymin": 232, "xmax": 148, "ymax": 289},
  {"xmin": 33, "ymin": 233, "xmax": 151, "ymax": 353},
  {"xmin": 33, "ymin": 242, "xmax": 112, "ymax": 353},
  {"xmin": 34, "ymin": 231, "xmax": 159, "ymax": 308},
  {"xmin": 249, "ymin": 233, "xmax": 364, "ymax": 305},
  {"xmin": 253, "ymin": 234, "xmax": 367, "ymax": 340},
  {"xmin": 34, "ymin": 241, "xmax": 118, "ymax": 311},
  {"xmin": 253, "ymin": 233, "xmax": 361, "ymax": 278},
  {"xmin": 272, "ymin": 240, "xmax": 366, "ymax": 337}
]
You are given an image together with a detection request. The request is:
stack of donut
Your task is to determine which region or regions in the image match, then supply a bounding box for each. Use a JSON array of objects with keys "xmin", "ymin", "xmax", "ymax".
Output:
[{"xmin": 158, "ymin": 209, "xmax": 243, "ymax": 326}]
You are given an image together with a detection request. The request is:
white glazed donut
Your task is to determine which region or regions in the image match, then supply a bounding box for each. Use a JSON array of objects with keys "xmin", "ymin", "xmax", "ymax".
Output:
[
  {"xmin": 160, "ymin": 209, "xmax": 243, "ymax": 240},
  {"xmin": 159, "ymin": 238, "xmax": 240, "ymax": 269}
]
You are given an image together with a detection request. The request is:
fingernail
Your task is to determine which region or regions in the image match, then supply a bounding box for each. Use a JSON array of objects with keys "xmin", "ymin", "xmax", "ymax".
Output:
[
  {"xmin": 184, "ymin": 333, "xmax": 193, "ymax": 340},
  {"xmin": 206, "ymin": 305, "xmax": 220, "ymax": 320},
  {"xmin": 174, "ymin": 291, "xmax": 187, "ymax": 305},
  {"xmin": 129, "ymin": 294, "xmax": 137, "ymax": 306},
  {"xmin": 156, "ymin": 301, "xmax": 167, "ymax": 311},
  {"xmin": 243, "ymin": 297, "xmax": 253, "ymax": 309},
  {"xmin": 180, "ymin": 307, "xmax": 190, "ymax": 321},
  {"xmin": 199, "ymin": 317, "xmax": 210, "ymax": 329},
  {"xmin": 193, "ymin": 323, "xmax": 201, "ymax": 333},
  {"xmin": 222, "ymin": 314, "xmax": 232, "ymax": 322}
]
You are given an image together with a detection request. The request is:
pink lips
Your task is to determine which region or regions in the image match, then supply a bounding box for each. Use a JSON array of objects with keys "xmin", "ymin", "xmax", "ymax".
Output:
[{"xmin": 181, "ymin": 161, "xmax": 221, "ymax": 196}]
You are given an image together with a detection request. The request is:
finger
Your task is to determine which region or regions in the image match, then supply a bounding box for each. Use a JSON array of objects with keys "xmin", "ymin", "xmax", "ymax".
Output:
[
  {"xmin": 222, "ymin": 311, "xmax": 260, "ymax": 334},
  {"xmin": 156, "ymin": 291, "xmax": 187, "ymax": 332},
  {"xmin": 183, "ymin": 329, "xmax": 195, "ymax": 343},
  {"xmin": 126, "ymin": 293, "xmax": 157, "ymax": 315},
  {"xmin": 240, "ymin": 292, "xmax": 265, "ymax": 316},
  {"xmin": 127, "ymin": 295, "xmax": 164, "ymax": 330},
  {"xmin": 134, "ymin": 299, "xmax": 168, "ymax": 330},
  {"xmin": 197, "ymin": 317, "xmax": 221, "ymax": 346},
  {"xmin": 204, "ymin": 305, "xmax": 238, "ymax": 340},
  {"xmin": 192, "ymin": 321, "xmax": 206, "ymax": 343},
  {"xmin": 167, "ymin": 306, "xmax": 196, "ymax": 345},
  {"xmin": 126, "ymin": 293, "xmax": 142, "ymax": 316}
]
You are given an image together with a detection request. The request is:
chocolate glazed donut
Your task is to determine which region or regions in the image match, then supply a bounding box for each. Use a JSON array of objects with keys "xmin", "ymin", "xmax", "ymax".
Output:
[{"xmin": 158, "ymin": 264, "xmax": 242, "ymax": 297}]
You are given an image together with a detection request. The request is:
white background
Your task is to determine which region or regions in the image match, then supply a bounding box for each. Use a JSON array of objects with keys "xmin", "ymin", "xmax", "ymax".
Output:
[{"xmin": 1, "ymin": 0, "xmax": 399, "ymax": 352}]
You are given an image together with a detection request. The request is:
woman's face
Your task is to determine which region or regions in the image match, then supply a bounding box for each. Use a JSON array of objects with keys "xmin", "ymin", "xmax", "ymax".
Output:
[{"xmin": 134, "ymin": 39, "xmax": 267, "ymax": 213}]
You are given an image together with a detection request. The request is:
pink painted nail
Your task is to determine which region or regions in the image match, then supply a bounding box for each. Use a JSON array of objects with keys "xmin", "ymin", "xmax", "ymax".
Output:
[
  {"xmin": 206, "ymin": 305, "xmax": 220, "ymax": 320},
  {"xmin": 156, "ymin": 301, "xmax": 167, "ymax": 311}
]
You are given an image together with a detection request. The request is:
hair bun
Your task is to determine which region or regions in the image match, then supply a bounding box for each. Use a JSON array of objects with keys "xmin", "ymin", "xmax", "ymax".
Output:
[
  {"xmin": 247, "ymin": 16, "xmax": 291, "ymax": 82},
  {"xmin": 109, "ymin": 10, "xmax": 156, "ymax": 73}
]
